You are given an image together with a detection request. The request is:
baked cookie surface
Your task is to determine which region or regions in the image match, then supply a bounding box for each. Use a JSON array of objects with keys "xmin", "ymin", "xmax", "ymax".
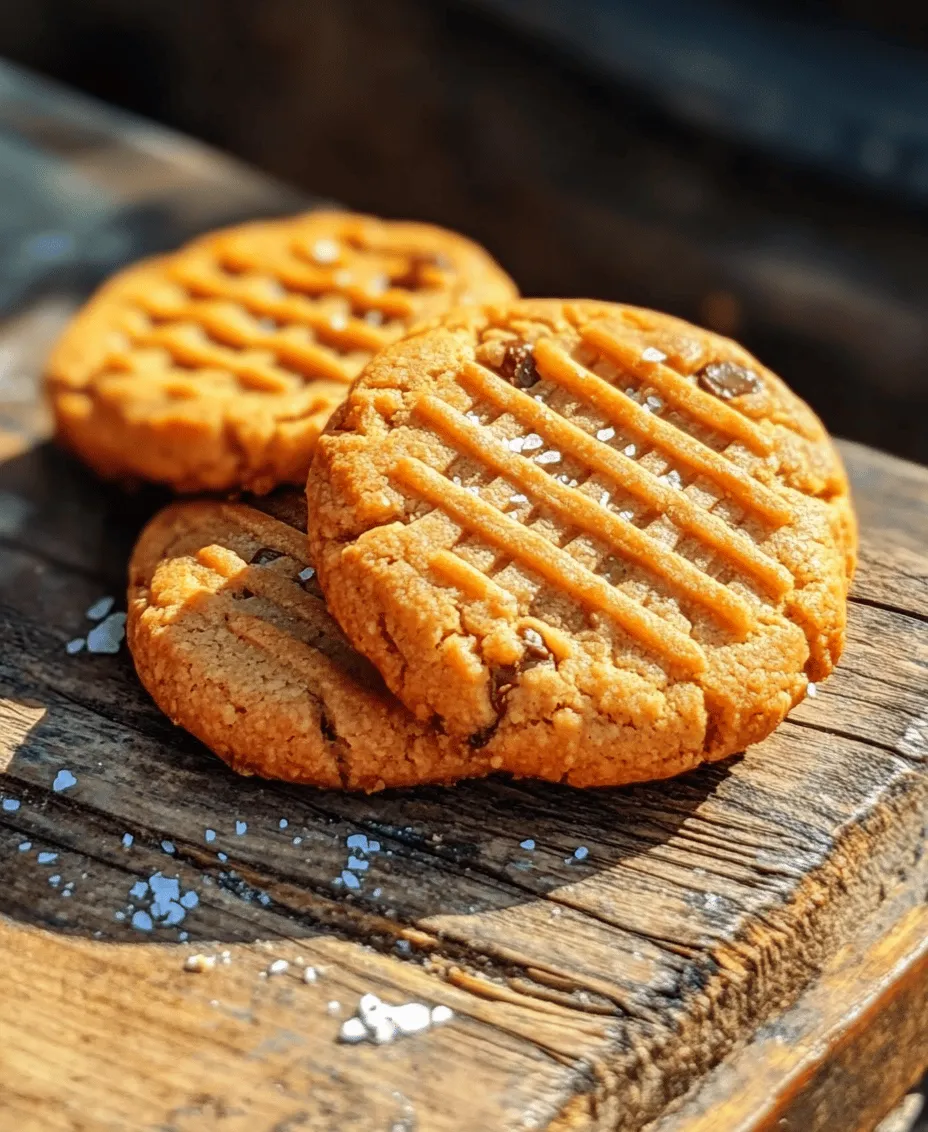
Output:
[
  {"xmin": 49, "ymin": 211, "xmax": 517, "ymax": 493},
  {"xmin": 307, "ymin": 299, "xmax": 856, "ymax": 786},
  {"xmin": 128, "ymin": 493, "xmax": 483, "ymax": 790}
]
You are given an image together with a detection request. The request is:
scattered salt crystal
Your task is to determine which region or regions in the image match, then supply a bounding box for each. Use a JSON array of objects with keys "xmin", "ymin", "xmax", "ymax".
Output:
[
  {"xmin": 18, "ymin": 841, "xmax": 31, "ymax": 852},
  {"xmin": 521, "ymin": 433, "xmax": 543, "ymax": 452},
  {"xmin": 161, "ymin": 840, "xmax": 175, "ymax": 855},
  {"xmin": 644, "ymin": 395, "xmax": 664, "ymax": 414},
  {"xmin": 184, "ymin": 954, "xmax": 216, "ymax": 973},
  {"xmin": 641, "ymin": 347, "xmax": 667, "ymax": 363},
  {"xmin": 37, "ymin": 852, "xmax": 57, "ymax": 865},
  {"xmin": 267, "ymin": 959, "xmax": 289, "ymax": 976},
  {"xmin": 329, "ymin": 313, "xmax": 348, "ymax": 331},
  {"xmin": 535, "ymin": 450, "xmax": 561, "ymax": 466},
  {"xmin": 341, "ymin": 870, "xmax": 361, "ymax": 889},
  {"xmin": 48, "ymin": 874, "xmax": 60, "ymax": 887},
  {"xmin": 278, "ymin": 819, "xmax": 288, "ymax": 829},
  {"xmin": 122, "ymin": 833, "xmax": 133, "ymax": 848},
  {"xmin": 86, "ymin": 596, "xmax": 115, "ymax": 621},
  {"xmin": 358, "ymin": 994, "xmax": 384, "ymax": 1025},
  {"xmin": 624, "ymin": 443, "xmax": 637, "ymax": 457},
  {"xmin": 371, "ymin": 1017, "xmax": 397, "ymax": 1044},
  {"xmin": 392, "ymin": 1003, "xmax": 431, "ymax": 1035},
  {"xmin": 520, "ymin": 839, "xmax": 535, "ymax": 850},
  {"xmin": 807, "ymin": 682, "xmax": 817, "ymax": 697},
  {"xmin": 596, "ymin": 427, "xmax": 615, "ymax": 442},
  {"xmin": 339, "ymin": 1017, "xmax": 368, "ymax": 1043},
  {"xmin": 347, "ymin": 855, "xmax": 369, "ymax": 872},
  {"xmin": 204, "ymin": 829, "xmax": 216, "ymax": 843},
  {"xmin": 431, "ymin": 1005, "xmax": 453, "ymax": 1025},
  {"xmin": 53, "ymin": 769, "xmax": 77, "ymax": 793},
  {"xmin": 311, "ymin": 238, "xmax": 340, "ymax": 264},
  {"xmin": 65, "ymin": 638, "xmax": 85, "ymax": 655},
  {"xmin": 292, "ymin": 836, "xmax": 303, "ymax": 846},
  {"xmin": 573, "ymin": 846, "xmax": 589, "ymax": 861},
  {"xmin": 303, "ymin": 966, "xmax": 318, "ymax": 984},
  {"xmin": 2, "ymin": 798, "xmax": 20, "ymax": 811},
  {"xmin": 509, "ymin": 493, "xmax": 528, "ymax": 504},
  {"xmin": 86, "ymin": 612, "xmax": 127, "ymax": 654},
  {"xmin": 327, "ymin": 1000, "xmax": 341, "ymax": 1015},
  {"xmin": 235, "ymin": 821, "xmax": 247, "ymax": 836}
]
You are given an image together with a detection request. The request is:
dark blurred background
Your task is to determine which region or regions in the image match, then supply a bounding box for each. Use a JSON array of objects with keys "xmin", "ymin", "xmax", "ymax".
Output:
[{"xmin": 1, "ymin": 0, "xmax": 927, "ymax": 462}]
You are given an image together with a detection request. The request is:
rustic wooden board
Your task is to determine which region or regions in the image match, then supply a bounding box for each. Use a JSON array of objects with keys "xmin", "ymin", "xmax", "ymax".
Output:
[
  {"xmin": 0, "ymin": 62, "xmax": 926, "ymax": 1132},
  {"xmin": 0, "ymin": 435, "xmax": 926, "ymax": 1132}
]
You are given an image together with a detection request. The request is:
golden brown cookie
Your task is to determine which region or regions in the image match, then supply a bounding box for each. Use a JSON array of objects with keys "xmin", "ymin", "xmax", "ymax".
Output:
[
  {"xmin": 127, "ymin": 493, "xmax": 489, "ymax": 790},
  {"xmin": 49, "ymin": 211, "xmax": 517, "ymax": 493},
  {"xmin": 307, "ymin": 299, "xmax": 856, "ymax": 787}
]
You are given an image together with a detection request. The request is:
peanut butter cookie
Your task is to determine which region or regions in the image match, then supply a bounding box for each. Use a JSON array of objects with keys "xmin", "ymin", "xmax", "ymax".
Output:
[
  {"xmin": 306, "ymin": 299, "xmax": 856, "ymax": 786},
  {"xmin": 128, "ymin": 493, "xmax": 483, "ymax": 789},
  {"xmin": 49, "ymin": 211, "xmax": 517, "ymax": 493}
]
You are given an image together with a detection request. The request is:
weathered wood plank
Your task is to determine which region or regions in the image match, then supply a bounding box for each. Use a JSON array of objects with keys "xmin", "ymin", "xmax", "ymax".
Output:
[
  {"xmin": 0, "ymin": 437, "xmax": 926, "ymax": 1130},
  {"xmin": 650, "ymin": 889, "xmax": 928, "ymax": 1132}
]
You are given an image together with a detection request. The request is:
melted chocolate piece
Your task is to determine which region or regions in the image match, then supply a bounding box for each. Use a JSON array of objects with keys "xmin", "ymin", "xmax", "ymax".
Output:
[
  {"xmin": 500, "ymin": 343, "xmax": 540, "ymax": 389},
  {"xmin": 250, "ymin": 547, "xmax": 285, "ymax": 566},
  {"xmin": 697, "ymin": 361, "xmax": 761, "ymax": 400},
  {"xmin": 468, "ymin": 722, "xmax": 498, "ymax": 750},
  {"xmin": 391, "ymin": 252, "xmax": 451, "ymax": 290},
  {"xmin": 489, "ymin": 664, "xmax": 520, "ymax": 714}
]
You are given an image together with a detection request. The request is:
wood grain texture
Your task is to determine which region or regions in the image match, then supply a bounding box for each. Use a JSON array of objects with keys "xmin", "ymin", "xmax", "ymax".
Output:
[{"xmin": 0, "ymin": 430, "xmax": 925, "ymax": 1132}]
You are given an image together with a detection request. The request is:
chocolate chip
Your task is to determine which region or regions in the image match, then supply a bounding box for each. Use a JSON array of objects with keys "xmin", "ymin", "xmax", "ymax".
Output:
[
  {"xmin": 500, "ymin": 343, "xmax": 540, "ymax": 389},
  {"xmin": 250, "ymin": 547, "xmax": 285, "ymax": 566},
  {"xmin": 489, "ymin": 664, "xmax": 520, "ymax": 714},
  {"xmin": 697, "ymin": 361, "xmax": 761, "ymax": 400},
  {"xmin": 468, "ymin": 722, "xmax": 498, "ymax": 750},
  {"xmin": 391, "ymin": 252, "xmax": 450, "ymax": 290},
  {"xmin": 319, "ymin": 712, "xmax": 338, "ymax": 742}
]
